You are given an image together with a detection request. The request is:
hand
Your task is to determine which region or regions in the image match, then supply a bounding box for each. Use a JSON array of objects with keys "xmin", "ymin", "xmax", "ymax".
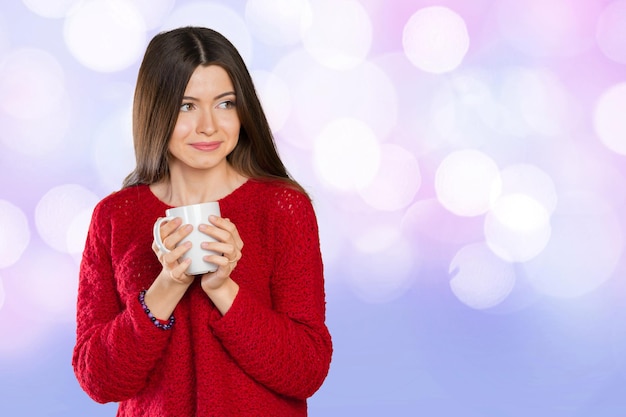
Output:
[
  {"xmin": 198, "ymin": 215, "xmax": 244, "ymax": 292},
  {"xmin": 152, "ymin": 217, "xmax": 195, "ymax": 286}
]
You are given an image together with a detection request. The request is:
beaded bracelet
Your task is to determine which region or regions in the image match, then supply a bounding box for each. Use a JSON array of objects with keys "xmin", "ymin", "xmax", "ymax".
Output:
[{"xmin": 138, "ymin": 290, "xmax": 175, "ymax": 330}]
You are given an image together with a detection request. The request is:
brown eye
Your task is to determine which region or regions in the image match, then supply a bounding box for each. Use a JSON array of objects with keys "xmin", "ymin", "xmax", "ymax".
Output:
[{"xmin": 217, "ymin": 100, "xmax": 236, "ymax": 110}]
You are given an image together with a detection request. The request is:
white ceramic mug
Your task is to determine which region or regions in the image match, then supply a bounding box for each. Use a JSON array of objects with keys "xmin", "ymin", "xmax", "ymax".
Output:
[{"xmin": 153, "ymin": 202, "xmax": 221, "ymax": 275}]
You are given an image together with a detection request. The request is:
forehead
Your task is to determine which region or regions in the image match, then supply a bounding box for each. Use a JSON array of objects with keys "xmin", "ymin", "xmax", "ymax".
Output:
[{"xmin": 184, "ymin": 65, "xmax": 234, "ymax": 95}]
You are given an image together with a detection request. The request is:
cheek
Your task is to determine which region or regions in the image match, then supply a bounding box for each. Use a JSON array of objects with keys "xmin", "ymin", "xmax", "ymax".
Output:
[
  {"xmin": 224, "ymin": 117, "xmax": 241, "ymax": 138},
  {"xmin": 171, "ymin": 119, "xmax": 193, "ymax": 142},
  {"xmin": 228, "ymin": 124, "xmax": 241, "ymax": 139}
]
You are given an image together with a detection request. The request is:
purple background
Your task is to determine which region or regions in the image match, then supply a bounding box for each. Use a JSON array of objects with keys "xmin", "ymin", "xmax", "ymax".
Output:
[{"xmin": 1, "ymin": 0, "xmax": 626, "ymax": 415}]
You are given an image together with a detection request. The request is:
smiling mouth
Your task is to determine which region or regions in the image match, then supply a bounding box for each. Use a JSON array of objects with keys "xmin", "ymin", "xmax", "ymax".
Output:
[{"xmin": 190, "ymin": 142, "xmax": 221, "ymax": 151}]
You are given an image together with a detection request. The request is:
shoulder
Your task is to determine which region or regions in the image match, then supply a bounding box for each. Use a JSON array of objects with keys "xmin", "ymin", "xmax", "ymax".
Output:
[
  {"xmin": 244, "ymin": 179, "xmax": 313, "ymax": 214},
  {"xmin": 87, "ymin": 185, "xmax": 160, "ymax": 242},
  {"xmin": 96, "ymin": 185, "xmax": 151, "ymax": 210},
  {"xmin": 251, "ymin": 181, "xmax": 319, "ymax": 236},
  {"xmin": 91, "ymin": 185, "xmax": 153, "ymax": 221}
]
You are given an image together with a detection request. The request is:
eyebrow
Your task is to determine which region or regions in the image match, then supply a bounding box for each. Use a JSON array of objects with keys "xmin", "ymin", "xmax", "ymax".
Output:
[{"xmin": 182, "ymin": 91, "xmax": 236, "ymax": 101}]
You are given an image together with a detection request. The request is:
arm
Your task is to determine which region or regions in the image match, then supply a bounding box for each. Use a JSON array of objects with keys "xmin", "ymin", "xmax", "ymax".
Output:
[
  {"xmin": 72, "ymin": 202, "xmax": 173, "ymax": 403},
  {"xmin": 209, "ymin": 189, "xmax": 333, "ymax": 400}
]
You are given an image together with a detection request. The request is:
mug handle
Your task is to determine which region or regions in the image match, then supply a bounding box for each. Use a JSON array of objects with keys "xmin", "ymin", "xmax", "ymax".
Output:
[{"xmin": 153, "ymin": 216, "xmax": 175, "ymax": 253}]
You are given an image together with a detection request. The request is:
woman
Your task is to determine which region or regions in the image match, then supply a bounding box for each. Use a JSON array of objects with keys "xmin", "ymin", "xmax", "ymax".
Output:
[{"xmin": 73, "ymin": 27, "xmax": 332, "ymax": 416}]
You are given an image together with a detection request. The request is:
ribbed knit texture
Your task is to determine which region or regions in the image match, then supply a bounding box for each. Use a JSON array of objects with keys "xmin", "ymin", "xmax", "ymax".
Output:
[{"xmin": 73, "ymin": 180, "xmax": 332, "ymax": 417}]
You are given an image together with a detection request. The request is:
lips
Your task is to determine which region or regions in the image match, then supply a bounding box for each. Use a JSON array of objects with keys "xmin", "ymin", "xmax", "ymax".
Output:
[{"xmin": 190, "ymin": 142, "xmax": 221, "ymax": 151}]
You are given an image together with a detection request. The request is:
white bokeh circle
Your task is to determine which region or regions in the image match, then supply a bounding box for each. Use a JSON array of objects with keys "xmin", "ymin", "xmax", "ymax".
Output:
[
  {"xmin": 0, "ymin": 48, "xmax": 65, "ymax": 120},
  {"xmin": 430, "ymin": 72, "xmax": 502, "ymax": 147},
  {"xmin": 0, "ymin": 200, "xmax": 30, "ymax": 269},
  {"xmin": 347, "ymin": 235, "xmax": 417, "ymax": 304},
  {"xmin": 131, "ymin": 0, "xmax": 176, "ymax": 30},
  {"xmin": 596, "ymin": 0, "xmax": 626, "ymax": 65},
  {"xmin": 64, "ymin": 0, "xmax": 147, "ymax": 72},
  {"xmin": 301, "ymin": 0, "xmax": 372, "ymax": 70},
  {"xmin": 485, "ymin": 193, "xmax": 552, "ymax": 262},
  {"xmin": 523, "ymin": 192, "xmax": 623, "ymax": 298},
  {"xmin": 21, "ymin": 0, "xmax": 81, "ymax": 18},
  {"xmin": 353, "ymin": 223, "xmax": 401, "ymax": 255},
  {"xmin": 35, "ymin": 184, "xmax": 99, "ymax": 254},
  {"xmin": 450, "ymin": 242, "xmax": 517, "ymax": 309},
  {"xmin": 275, "ymin": 57, "xmax": 398, "ymax": 150},
  {"xmin": 594, "ymin": 82, "xmax": 626, "ymax": 156},
  {"xmin": 435, "ymin": 149, "xmax": 502, "ymax": 217},
  {"xmin": 313, "ymin": 118, "xmax": 381, "ymax": 191},
  {"xmin": 358, "ymin": 144, "xmax": 421, "ymax": 211},
  {"xmin": 499, "ymin": 164, "xmax": 558, "ymax": 214},
  {"xmin": 0, "ymin": 48, "xmax": 71, "ymax": 157},
  {"xmin": 245, "ymin": 0, "xmax": 312, "ymax": 46},
  {"xmin": 500, "ymin": 67, "xmax": 573, "ymax": 137},
  {"xmin": 496, "ymin": 0, "xmax": 600, "ymax": 57},
  {"xmin": 10, "ymin": 246, "xmax": 79, "ymax": 322},
  {"xmin": 403, "ymin": 6, "xmax": 470, "ymax": 73},
  {"xmin": 0, "ymin": 95, "xmax": 71, "ymax": 157},
  {"xmin": 66, "ymin": 209, "xmax": 97, "ymax": 257}
]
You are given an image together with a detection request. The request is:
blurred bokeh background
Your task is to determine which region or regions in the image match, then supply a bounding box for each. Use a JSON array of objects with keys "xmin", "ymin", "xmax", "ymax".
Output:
[{"xmin": 1, "ymin": 0, "xmax": 626, "ymax": 415}]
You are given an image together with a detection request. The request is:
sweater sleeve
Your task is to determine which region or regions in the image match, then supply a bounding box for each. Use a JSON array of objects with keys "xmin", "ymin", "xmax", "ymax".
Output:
[
  {"xmin": 72, "ymin": 200, "xmax": 172, "ymax": 403},
  {"xmin": 210, "ymin": 188, "xmax": 332, "ymax": 400}
]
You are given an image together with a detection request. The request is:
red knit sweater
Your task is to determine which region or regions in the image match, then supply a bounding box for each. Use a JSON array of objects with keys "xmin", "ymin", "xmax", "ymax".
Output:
[{"xmin": 73, "ymin": 180, "xmax": 332, "ymax": 416}]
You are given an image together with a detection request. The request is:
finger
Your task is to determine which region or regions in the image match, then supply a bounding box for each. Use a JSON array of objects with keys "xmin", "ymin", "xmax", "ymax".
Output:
[
  {"xmin": 203, "ymin": 253, "xmax": 235, "ymax": 270},
  {"xmin": 201, "ymin": 241, "xmax": 238, "ymax": 260},
  {"xmin": 204, "ymin": 217, "xmax": 244, "ymax": 250},
  {"xmin": 159, "ymin": 217, "xmax": 182, "ymax": 236},
  {"xmin": 209, "ymin": 215, "xmax": 235, "ymax": 230},
  {"xmin": 168, "ymin": 258, "xmax": 192, "ymax": 283},
  {"xmin": 152, "ymin": 241, "xmax": 170, "ymax": 264},
  {"xmin": 172, "ymin": 257, "xmax": 192, "ymax": 275},
  {"xmin": 162, "ymin": 240, "xmax": 192, "ymax": 264},
  {"xmin": 156, "ymin": 217, "xmax": 181, "ymax": 251},
  {"xmin": 162, "ymin": 223, "xmax": 193, "ymax": 251},
  {"xmin": 211, "ymin": 216, "xmax": 242, "ymax": 240},
  {"xmin": 221, "ymin": 218, "xmax": 244, "ymax": 251},
  {"xmin": 198, "ymin": 222, "xmax": 229, "ymax": 242}
]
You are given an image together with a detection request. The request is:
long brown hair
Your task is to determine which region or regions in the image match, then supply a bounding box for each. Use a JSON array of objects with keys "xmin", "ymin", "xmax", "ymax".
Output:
[{"xmin": 123, "ymin": 27, "xmax": 304, "ymax": 194}]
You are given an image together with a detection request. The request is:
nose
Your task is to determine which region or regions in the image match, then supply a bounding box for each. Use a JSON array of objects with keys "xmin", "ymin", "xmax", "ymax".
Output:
[{"xmin": 198, "ymin": 109, "xmax": 216, "ymax": 135}]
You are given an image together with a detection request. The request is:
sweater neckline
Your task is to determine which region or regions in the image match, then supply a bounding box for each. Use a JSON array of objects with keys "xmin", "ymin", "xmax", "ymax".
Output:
[{"xmin": 144, "ymin": 179, "xmax": 253, "ymax": 209}]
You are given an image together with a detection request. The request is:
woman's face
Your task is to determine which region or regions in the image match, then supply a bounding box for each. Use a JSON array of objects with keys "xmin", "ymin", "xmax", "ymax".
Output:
[{"xmin": 168, "ymin": 65, "xmax": 241, "ymax": 174}]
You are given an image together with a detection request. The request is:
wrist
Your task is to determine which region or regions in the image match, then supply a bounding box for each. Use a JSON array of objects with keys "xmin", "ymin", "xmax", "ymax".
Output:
[
  {"xmin": 139, "ymin": 290, "xmax": 175, "ymax": 330},
  {"xmin": 204, "ymin": 278, "xmax": 239, "ymax": 315},
  {"xmin": 144, "ymin": 274, "xmax": 190, "ymax": 319}
]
